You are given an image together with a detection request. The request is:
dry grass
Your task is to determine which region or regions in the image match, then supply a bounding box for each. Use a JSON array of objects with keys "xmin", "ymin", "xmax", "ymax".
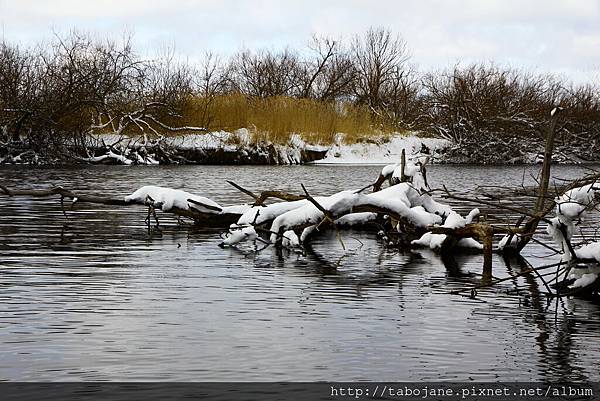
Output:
[{"xmin": 173, "ymin": 94, "xmax": 396, "ymax": 145}]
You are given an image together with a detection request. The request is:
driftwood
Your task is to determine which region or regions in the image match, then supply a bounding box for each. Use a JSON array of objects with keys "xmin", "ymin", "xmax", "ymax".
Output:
[
  {"xmin": 0, "ymin": 184, "xmax": 243, "ymax": 227},
  {"xmin": 0, "ymin": 184, "xmax": 128, "ymax": 206},
  {"xmin": 1, "ymin": 169, "xmax": 597, "ymax": 298},
  {"xmin": 226, "ymin": 181, "xmax": 305, "ymax": 206},
  {"xmin": 1, "ymin": 108, "xmax": 599, "ymax": 301}
]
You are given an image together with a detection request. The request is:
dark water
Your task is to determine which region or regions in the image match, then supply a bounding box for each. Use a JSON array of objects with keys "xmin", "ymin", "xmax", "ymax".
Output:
[{"xmin": 1, "ymin": 164, "xmax": 599, "ymax": 382}]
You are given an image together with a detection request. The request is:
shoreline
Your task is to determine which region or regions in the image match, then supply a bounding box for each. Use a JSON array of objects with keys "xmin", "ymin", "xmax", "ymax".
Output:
[{"xmin": 1, "ymin": 130, "xmax": 598, "ymax": 167}]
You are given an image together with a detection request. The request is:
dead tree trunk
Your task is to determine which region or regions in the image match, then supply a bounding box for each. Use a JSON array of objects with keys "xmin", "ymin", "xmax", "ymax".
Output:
[
  {"xmin": 0, "ymin": 184, "xmax": 244, "ymax": 226},
  {"xmin": 499, "ymin": 108, "xmax": 562, "ymax": 255}
]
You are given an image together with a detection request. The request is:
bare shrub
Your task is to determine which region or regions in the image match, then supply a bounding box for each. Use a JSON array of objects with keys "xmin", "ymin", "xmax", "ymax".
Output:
[
  {"xmin": 420, "ymin": 64, "xmax": 563, "ymax": 143},
  {"xmin": 2, "ymin": 28, "xmax": 600, "ymax": 163}
]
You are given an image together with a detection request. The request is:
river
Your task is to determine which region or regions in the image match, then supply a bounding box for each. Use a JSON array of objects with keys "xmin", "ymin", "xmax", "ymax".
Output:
[{"xmin": 1, "ymin": 164, "xmax": 599, "ymax": 381}]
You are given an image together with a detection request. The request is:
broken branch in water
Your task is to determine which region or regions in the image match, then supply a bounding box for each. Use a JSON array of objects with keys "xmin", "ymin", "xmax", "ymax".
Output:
[
  {"xmin": 227, "ymin": 180, "xmax": 304, "ymax": 206},
  {"xmin": 2, "ymin": 108, "xmax": 599, "ymax": 301},
  {"xmin": 0, "ymin": 184, "xmax": 246, "ymax": 227}
]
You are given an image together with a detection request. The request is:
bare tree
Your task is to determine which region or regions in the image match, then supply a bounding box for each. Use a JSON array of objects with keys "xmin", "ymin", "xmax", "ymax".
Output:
[
  {"xmin": 0, "ymin": 42, "xmax": 37, "ymax": 142},
  {"xmin": 0, "ymin": 31, "xmax": 207, "ymax": 161},
  {"xmin": 351, "ymin": 28, "xmax": 411, "ymax": 110},
  {"xmin": 196, "ymin": 52, "xmax": 230, "ymax": 97},
  {"xmin": 379, "ymin": 65, "xmax": 422, "ymax": 129},
  {"xmin": 2, "ymin": 29, "xmax": 600, "ymax": 165},
  {"xmin": 142, "ymin": 46, "xmax": 194, "ymax": 108},
  {"xmin": 230, "ymin": 48, "xmax": 301, "ymax": 97},
  {"xmin": 0, "ymin": 32, "xmax": 146, "ymax": 151},
  {"xmin": 299, "ymin": 35, "xmax": 357, "ymax": 101},
  {"xmin": 189, "ymin": 52, "xmax": 232, "ymax": 127}
]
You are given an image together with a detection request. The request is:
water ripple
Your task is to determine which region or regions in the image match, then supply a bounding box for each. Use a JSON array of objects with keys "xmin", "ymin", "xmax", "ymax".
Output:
[{"xmin": 0, "ymin": 164, "xmax": 599, "ymax": 381}]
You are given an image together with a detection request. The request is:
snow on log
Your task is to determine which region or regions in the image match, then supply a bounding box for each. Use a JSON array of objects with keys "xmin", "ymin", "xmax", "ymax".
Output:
[
  {"xmin": 457, "ymin": 238, "xmax": 485, "ymax": 250},
  {"xmin": 223, "ymin": 178, "xmax": 484, "ymax": 251},
  {"xmin": 566, "ymin": 242, "xmax": 600, "ymax": 290},
  {"xmin": 555, "ymin": 183, "xmax": 598, "ymax": 219},
  {"xmin": 0, "ymin": 183, "xmax": 251, "ymax": 227},
  {"xmin": 499, "ymin": 178, "xmax": 599, "ymax": 254},
  {"xmin": 125, "ymin": 185, "xmax": 223, "ymax": 213},
  {"xmin": 123, "ymin": 185, "xmax": 252, "ymax": 226},
  {"xmin": 281, "ymin": 230, "xmax": 300, "ymax": 247},
  {"xmin": 545, "ymin": 181, "xmax": 599, "ymax": 261},
  {"xmin": 219, "ymin": 226, "xmax": 258, "ymax": 247},
  {"xmin": 411, "ymin": 209, "xmax": 482, "ymax": 250},
  {"xmin": 236, "ymin": 199, "xmax": 311, "ymax": 226},
  {"xmin": 497, "ymin": 235, "xmax": 518, "ymax": 251},
  {"xmin": 570, "ymin": 272, "xmax": 599, "ymax": 289},
  {"xmin": 335, "ymin": 212, "xmax": 378, "ymax": 227},
  {"xmin": 576, "ymin": 242, "xmax": 600, "ymax": 262},
  {"xmin": 375, "ymin": 156, "xmax": 430, "ymax": 192}
]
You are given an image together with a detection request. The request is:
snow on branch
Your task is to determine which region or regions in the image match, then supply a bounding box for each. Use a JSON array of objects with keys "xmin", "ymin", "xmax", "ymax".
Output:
[
  {"xmin": 537, "ymin": 178, "xmax": 600, "ymax": 290},
  {"xmin": 125, "ymin": 185, "xmax": 223, "ymax": 213},
  {"xmin": 220, "ymin": 177, "xmax": 482, "ymax": 252}
]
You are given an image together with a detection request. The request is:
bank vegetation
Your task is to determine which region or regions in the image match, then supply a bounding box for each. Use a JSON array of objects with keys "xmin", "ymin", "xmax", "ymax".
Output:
[{"xmin": 1, "ymin": 28, "xmax": 599, "ymax": 164}]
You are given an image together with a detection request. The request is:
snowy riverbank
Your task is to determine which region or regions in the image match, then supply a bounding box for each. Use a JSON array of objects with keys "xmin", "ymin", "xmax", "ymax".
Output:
[
  {"xmin": 83, "ymin": 130, "xmax": 450, "ymax": 165},
  {"xmin": 83, "ymin": 130, "xmax": 450, "ymax": 166},
  {"xmin": 83, "ymin": 129, "xmax": 330, "ymax": 165},
  {"xmin": 312, "ymin": 134, "xmax": 449, "ymax": 164},
  {"xmin": 1, "ymin": 129, "xmax": 598, "ymax": 166},
  {"xmin": 0, "ymin": 130, "xmax": 449, "ymax": 166}
]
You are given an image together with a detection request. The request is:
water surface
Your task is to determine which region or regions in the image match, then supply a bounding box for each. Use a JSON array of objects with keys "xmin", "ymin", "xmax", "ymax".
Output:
[{"xmin": 1, "ymin": 164, "xmax": 599, "ymax": 381}]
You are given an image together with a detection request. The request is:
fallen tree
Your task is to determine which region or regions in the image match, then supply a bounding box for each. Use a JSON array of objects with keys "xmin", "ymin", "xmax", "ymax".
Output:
[
  {"xmin": 1, "ymin": 109, "xmax": 599, "ymax": 300},
  {"xmin": 1, "ymin": 166, "xmax": 597, "ymax": 298},
  {"xmin": 0, "ymin": 184, "xmax": 249, "ymax": 227}
]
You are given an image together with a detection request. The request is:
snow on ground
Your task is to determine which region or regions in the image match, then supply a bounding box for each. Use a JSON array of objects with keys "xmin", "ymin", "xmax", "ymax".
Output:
[
  {"xmin": 91, "ymin": 129, "xmax": 329, "ymax": 165},
  {"xmin": 167, "ymin": 129, "xmax": 252, "ymax": 151},
  {"xmin": 171, "ymin": 129, "xmax": 331, "ymax": 163},
  {"xmin": 90, "ymin": 131, "xmax": 448, "ymax": 165},
  {"xmin": 311, "ymin": 133, "xmax": 450, "ymax": 164}
]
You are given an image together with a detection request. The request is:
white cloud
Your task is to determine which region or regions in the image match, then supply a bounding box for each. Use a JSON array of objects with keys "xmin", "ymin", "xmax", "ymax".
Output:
[
  {"xmin": 0, "ymin": 0, "xmax": 598, "ymax": 82},
  {"xmin": 2, "ymin": 0, "xmax": 172, "ymax": 18}
]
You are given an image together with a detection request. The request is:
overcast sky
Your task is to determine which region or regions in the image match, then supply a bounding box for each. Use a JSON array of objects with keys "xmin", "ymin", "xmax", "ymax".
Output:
[{"xmin": 1, "ymin": 0, "xmax": 599, "ymax": 83}]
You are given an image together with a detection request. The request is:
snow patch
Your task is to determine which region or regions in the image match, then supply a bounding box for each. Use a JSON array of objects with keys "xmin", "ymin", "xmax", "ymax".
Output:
[
  {"xmin": 575, "ymin": 242, "xmax": 600, "ymax": 262},
  {"xmin": 312, "ymin": 134, "xmax": 450, "ymax": 164},
  {"xmin": 570, "ymin": 273, "xmax": 598, "ymax": 289},
  {"xmin": 220, "ymin": 226, "xmax": 258, "ymax": 247},
  {"xmin": 546, "ymin": 182, "xmax": 598, "ymax": 261},
  {"xmin": 335, "ymin": 212, "xmax": 378, "ymax": 226}
]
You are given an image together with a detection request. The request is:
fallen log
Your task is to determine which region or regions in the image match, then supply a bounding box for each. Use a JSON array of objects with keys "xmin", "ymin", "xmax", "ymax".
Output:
[{"xmin": 0, "ymin": 184, "xmax": 247, "ymax": 227}]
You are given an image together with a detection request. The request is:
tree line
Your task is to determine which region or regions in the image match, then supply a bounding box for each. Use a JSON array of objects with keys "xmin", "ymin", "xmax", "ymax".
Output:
[{"xmin": 1, "ymin": 28, "xmax": 599, "ymax": 159}]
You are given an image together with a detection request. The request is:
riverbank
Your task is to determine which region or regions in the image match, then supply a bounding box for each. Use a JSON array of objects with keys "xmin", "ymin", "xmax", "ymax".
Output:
[
  {"xmin": 439, "ymin": 135, "xmax": 600, "ymax": 165},
  {"xmin": 1, "ymin": 129, "xmax": 598, "ymax": 166},
  {"xmin": 0, "ymin": 131, "xmax": 449, "ymax": 166}
]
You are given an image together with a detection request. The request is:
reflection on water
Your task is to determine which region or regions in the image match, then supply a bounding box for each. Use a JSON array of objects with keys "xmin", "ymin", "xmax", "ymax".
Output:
[{"xmin": 0, "ymin": 164, "xmax": 599, "ymax": 381}]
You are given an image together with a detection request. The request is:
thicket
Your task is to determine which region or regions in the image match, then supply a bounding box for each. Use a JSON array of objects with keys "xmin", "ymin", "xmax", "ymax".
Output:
[{"xmin": 1, "ymin": 28, "xmax": 599, "ymax": 161}]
